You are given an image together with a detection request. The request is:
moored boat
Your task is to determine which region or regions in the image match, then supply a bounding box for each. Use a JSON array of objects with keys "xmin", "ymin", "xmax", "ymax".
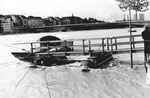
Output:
[
  {"xmin": 81, "ymin": 52, "xmax": 113, "ymax": 69},
  {"xmin": 11, "ymin": 35, "xmax": 113, "ymax": 68}
]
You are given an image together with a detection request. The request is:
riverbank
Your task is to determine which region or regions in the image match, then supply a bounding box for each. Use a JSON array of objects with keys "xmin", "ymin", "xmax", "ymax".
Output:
[
  {"xmin": 26, "ymin": 22, "xmax": 144, "ymax": 33},
  {"xmin": 0, "ymin": 52, "xmax": 149, "ymax": 98},
  {"xmin": 1, "ymin": 22, "xmax": 144, "ymax": 35},
  {"xmin": 0, "ymin": 28, "xmax": 149, "ymax": 98}
]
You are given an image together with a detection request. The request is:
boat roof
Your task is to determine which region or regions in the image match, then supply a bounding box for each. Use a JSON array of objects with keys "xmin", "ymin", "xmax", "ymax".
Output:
[{"xmin": 12, "ymin": 32, "xmax": 72, "ymax": 45}]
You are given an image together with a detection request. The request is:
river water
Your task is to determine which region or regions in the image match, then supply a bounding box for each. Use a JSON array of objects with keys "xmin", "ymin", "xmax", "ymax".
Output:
[{"xmin": 0, "ymin": 28, "xmax": 149, "ymax": 98}]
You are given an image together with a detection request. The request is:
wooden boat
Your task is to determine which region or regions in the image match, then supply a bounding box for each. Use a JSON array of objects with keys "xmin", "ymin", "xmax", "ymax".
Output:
[
  {"xmin": 11, "ymin": 48, "xmax": 69, "ymax": 66},
  {"xmin": 81, "ymin": 52, "xmax": 113, "ymax": 69},
  {"xmin": 12, "ymin": 50, "xmax": 113, "ymax": 68},
  {"xmin": 11, "ymin": 52, "xmax": 35, "ymax": 62},
  {"xmin": 11, "ymin": 35, "xmax": 74, "ymax": 66}
]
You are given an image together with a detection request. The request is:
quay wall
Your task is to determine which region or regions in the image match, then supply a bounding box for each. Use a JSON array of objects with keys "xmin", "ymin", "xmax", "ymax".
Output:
[
  {"xmin": 1, "ymin": 22, "xmax": 145, "ymax": 34},
  {"xmin": 28, "ymin": 22, "xmax": 143, "ymax": 33}
]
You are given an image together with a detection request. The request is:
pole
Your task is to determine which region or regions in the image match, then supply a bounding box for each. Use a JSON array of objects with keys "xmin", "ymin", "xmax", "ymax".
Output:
[
  {"xmin": 31, "ymin": 43, "xmax": 33, "ymax": 53},
  {"xmin": 82, "ymin": 39, "xmax": 85, "ymax": 55},
  {"xmin": 129, "ymin": 7, "xmax": 133, "ymax": 68}
]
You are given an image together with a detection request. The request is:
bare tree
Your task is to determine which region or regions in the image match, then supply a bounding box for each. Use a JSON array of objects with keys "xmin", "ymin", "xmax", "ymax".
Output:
[
  {"xmin": 115, "ymin": 0, "xmax": 150, "ymax": 21},
  {"xmin": 115, "ymin": 0, "xmax": 149, "ymax": 68}
]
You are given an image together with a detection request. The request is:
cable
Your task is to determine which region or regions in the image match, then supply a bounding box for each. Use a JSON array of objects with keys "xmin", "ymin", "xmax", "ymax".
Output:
[
  {"xmin": 43, "ymin": 68, "xmax": 51, "ymax": 98},
  {"xmin": 16, "ymin": 68, "xmax": 31, "ymax": 87}
]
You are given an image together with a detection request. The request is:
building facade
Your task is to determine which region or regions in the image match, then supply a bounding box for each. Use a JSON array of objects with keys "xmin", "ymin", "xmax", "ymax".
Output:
[
  {"xmin": 44, "ymin": 17, "xmax": 61, "ymax": 26},
  {"xmin": 61, "ymin": 15, "xmax": 82, "ymax": 25},
  {"xmin": 1, "ymin": 18, "xmax": 14, "ymax": 34},
  {"xmin": 19, "ymin": 15, "xmax": 28, "ymax": 27},
  {"xmin": 28, "ymin": 16, "xmax": 44, "ymax": 27},
  {"xmin": 139, "ymin": 14, "xmax": 145, "ymax": 21}
]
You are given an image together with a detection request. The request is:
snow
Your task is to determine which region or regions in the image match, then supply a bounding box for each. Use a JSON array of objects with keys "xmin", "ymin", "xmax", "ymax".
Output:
[
  {"xmin": 0, "ymin": 28, "xmax": 150, "ymax": 98},
  {"xmin": 0, "ymin": 56, "xmax": 149, "ymax": 98}
]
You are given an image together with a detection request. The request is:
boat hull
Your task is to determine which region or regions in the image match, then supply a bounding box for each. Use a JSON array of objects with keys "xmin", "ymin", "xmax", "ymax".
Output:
[
  {"xmin": 88, "ymin": 52, "xmax": 113, "ymax": 68},
  {"xmin": 12, "ymin": 51, "xmax": 113, "ymax": 68},
  {"xmin": 11, "ymin": 52, "xmax": 36, "ymax": 62}
]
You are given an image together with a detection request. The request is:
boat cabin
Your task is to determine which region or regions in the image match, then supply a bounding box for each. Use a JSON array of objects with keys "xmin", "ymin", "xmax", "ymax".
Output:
[{"xmin": 38, "ymin": 35, "xmax": 73, "ymax": 52}]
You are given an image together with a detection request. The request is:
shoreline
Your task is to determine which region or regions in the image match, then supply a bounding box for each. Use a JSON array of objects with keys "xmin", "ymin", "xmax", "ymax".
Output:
[{"xmin": 1, "ymin": 22, "xmax": 144, "ymax": 35}]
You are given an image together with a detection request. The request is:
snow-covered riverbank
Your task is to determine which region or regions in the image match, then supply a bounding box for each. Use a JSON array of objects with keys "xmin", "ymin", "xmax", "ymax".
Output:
[
  {"xmin": 0, "ymin": 57, "xmax": 149, "ymax": 98},
  {"xmin": 0, "ymin": 28, "xmax": 149, "ymax": 98}
]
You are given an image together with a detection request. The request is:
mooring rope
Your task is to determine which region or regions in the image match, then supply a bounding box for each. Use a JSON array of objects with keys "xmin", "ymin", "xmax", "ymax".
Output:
[
  {"xmin": 97, "ymin": 42, "xmax": 102, "ymax": 53},
  {"xmin": 16, "ymin": 68, "xmax": 31, "ymax": 87},
  {"xmin": 42, "ymin": 67, "xmax": 51, "ymax": 98},
  {"xmin": 97, "ymin": 56, "xmax": 113, "ymax": 66},
  {"xmin": 0, "ymin": 42, "xmax": 28, "ymax": 51}
]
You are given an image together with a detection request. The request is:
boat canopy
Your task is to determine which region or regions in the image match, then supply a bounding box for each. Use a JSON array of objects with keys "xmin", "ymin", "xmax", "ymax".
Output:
[
  {"xmin": 38, "ymin": 35, "xmax": 73, "ymax": 50},
  {"xmin": 39, "ymin": 36, "xmax": 61, "ymax": 41}
]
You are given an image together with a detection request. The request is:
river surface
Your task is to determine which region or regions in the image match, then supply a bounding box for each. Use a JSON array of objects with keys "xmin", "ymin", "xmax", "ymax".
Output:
[{"xmin": 0, "ymin": 28, "xmax": 149, "ymax": 98}]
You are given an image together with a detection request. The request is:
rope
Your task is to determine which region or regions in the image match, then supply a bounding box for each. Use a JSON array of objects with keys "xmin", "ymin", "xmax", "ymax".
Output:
[
  {"xmin": 97, "ymin": 44, "xmax": 102, "ymax": 53},
  {"xmin": 19, "ymin": 52, "xmax": 33, "ymax": 60},
  {"xmin": 97, "ymin": 55, "xmax": 113, "ymax": 66},
  {"xmin": 16, "ymin": 68, "xmax": 31, "ymax": 87},
  {"xmin": 43, "ymin": 67, "xmax": 51, "ymax": 98},
  {"xmin": 0, "ymin": 42, "xmax": 28, "ymax": 51}
]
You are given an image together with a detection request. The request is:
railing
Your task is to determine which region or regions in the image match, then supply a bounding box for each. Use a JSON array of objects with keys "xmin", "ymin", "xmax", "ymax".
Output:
[
  {"xmin": 13, "ymin": 34, "xmax": 144, "ymax": 57},
  {"xmin": 108, "ymin": 34, "xmax": 144, "ymax": 54}
]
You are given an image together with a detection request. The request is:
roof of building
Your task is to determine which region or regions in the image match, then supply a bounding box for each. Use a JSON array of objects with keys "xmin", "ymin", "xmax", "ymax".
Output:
[
  {"xmin": 61, "ymin": 15, "xmax": 82, "ymax": 20},
  {"xmin": 28, "ymin": 16, "xmax": 43, "ymax": 20},
  {"xmin": 20, "ymin": 15, "xmax": 27, "ymax": 19}
]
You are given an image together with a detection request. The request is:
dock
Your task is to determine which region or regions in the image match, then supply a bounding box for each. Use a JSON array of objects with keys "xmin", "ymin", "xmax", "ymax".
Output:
[
  {"xmin": 12, "ymin": 34, "xmax": 145, "ymax": 68},
  {"xmin": 16, "ymin": 34, "xmax": 143, "ymax": 55}
]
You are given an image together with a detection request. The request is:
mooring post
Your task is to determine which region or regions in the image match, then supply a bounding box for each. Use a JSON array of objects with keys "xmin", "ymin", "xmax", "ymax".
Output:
[
  {"xmin": 64, "ymin": 40, "xmax": 67, "ymax": 56},
  {"xmin": 47, "ymin": 42, "xmax": 50, "ymax": 56},
  {"xmin": 31, "ymin": 43, "xmax": 33, "ymax": 53},
  {"xmin": 102, "ymin": 38, "xmax": 105, "ymax": 52},
  {"xmin": 82, "ymin": 39, "xmax": 85, "ymax": 55},
  {"xmin": 129, "ymin": 7, "xmax": 133, "ymax": 68},
  {"xmin": 110, "ymin": 38, "xmax": 113, "ymax": 53},
  {"xmin": 88, "ymin": 40, "xmax": 91, "ymax": 54},
  {"xmin": 132, "ymin": 36, "xmax": 135, "ymax": 48},
  {"xmin": 107, "ymin": 38, "xmax": 109, "ymax": 50},
  {"xmin": 115, "ymin": 37, "xmax": 117, "ymax": 50}
]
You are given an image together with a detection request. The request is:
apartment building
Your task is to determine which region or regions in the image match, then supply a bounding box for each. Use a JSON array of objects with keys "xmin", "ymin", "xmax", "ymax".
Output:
[
  {"xmin": 28, "ymin": 16, "xmax": 44, "ymax": 27},
  {"xmin": 1, "ymin": 18, "xmax": 14, "ymax": 34},
  {"xmin": 61, "ymin": 15, "xmax": 82, "ymax": 25}
]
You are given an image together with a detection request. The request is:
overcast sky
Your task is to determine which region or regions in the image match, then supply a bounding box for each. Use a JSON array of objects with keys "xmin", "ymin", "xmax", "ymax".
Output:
[{"xmin": 0, "ymin": 0, "xmax": 150, "ymax": 21}]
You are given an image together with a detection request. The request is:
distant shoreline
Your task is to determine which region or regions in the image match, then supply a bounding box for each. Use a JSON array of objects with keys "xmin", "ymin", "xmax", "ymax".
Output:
[
  {"xmin": 28, "ymin": 22, "xmax": 144, "ymax": 33},
  {"xmin": 1, "ymin": 22, "xmax": 144, "ymax": 35}
]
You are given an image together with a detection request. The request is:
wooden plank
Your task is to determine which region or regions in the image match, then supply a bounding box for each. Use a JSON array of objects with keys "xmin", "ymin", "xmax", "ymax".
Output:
[
  {"xmin": 36, "ymin": 51, "xmax": 90, "ymax": 56},
  {"xmin": 108, "ymin": 47, "xmax": 144, "ymax": 54},
  {"xmin": 12, "ymin": 34, "xmax": 142, "ymax": 45},
  {"xmin": 12, "ymin": 34, "xmax": 144, "ymax": 58},
  {"xmin": 133, "ymin": 41, "xmax": 143, "ymax": 44},
  {"xmin": 111, "ymin": 41, "xmax": 143, "ymax": 46},
  {"xmin": 111, "ymin": 34, "xmax": 141, "ymax": 39}
]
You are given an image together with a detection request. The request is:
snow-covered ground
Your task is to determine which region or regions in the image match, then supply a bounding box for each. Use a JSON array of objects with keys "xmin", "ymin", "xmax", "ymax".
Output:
[
  {"xmin": 0, "ymin": 28, "xmax": 150, "ymax": 98},
  {"xmin": 0, "ymin": 55, "xmax": 149, "ymax": 98}
]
